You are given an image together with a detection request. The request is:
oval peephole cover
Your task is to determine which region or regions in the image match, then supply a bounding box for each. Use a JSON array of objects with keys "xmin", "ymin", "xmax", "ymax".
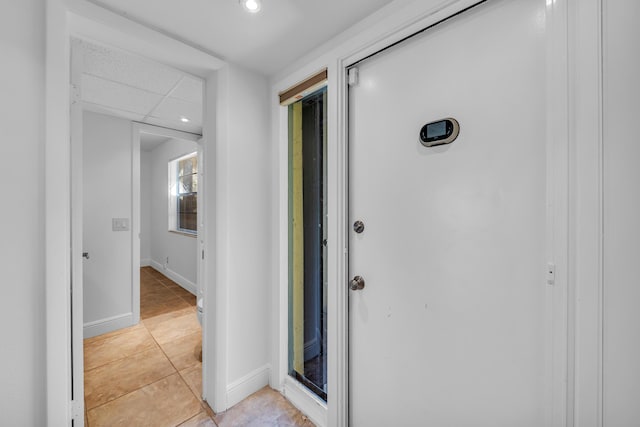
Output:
[{"xmin": 419, "ymin": 118, "xmax": 460, "ymax": 147}]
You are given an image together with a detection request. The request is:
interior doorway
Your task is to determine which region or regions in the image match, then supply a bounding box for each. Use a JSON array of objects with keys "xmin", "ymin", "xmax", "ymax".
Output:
[{"xmin": 71, "ymin": 36, "xmax": 209, "ymax": 425}]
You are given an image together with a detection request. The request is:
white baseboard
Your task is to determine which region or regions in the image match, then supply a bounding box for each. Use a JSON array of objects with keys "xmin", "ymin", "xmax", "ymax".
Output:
[
  {"xmin": 283, "ymin": 376, "xmax": 327, "ymax": 427},
  {"xmin": 227, "ymin": 364, "xmax": 271, "ymax": 409},
  {"xmin": 149, "ymin": 260, "xmax": 197, "ymax": 295},
  {"xmin": 140, "ymin": 258, "xmax": 151, "ymax": 267},
  {"xmin": 83, "ymin": 312, "xmax": 135, "ymax": 339}
]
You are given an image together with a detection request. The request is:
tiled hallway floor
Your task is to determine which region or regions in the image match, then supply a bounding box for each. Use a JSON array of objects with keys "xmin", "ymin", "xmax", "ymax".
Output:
[{"xmin": 84, "ymin": 267, "xmax": 315, "ymax": 427}]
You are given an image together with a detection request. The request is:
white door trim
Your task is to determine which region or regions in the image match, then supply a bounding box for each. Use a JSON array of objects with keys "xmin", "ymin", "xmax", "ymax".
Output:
[
  {"xmin": 46, "ymin": 2, "xmax": 73, "ymax": 423},
  {"xmin": 69, "ymin": 38, "xmax": 85, "ymax": 425},
  {"xmin": 45, "ymin": 1, "xmax": 226, "ymax": 424},
  {"xmin": 569, "ymin": 0, "xmax": 605, "ymax": 425}
]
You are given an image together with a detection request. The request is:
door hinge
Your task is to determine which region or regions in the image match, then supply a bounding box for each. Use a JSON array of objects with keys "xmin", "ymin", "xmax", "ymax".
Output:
[
  {"xmin": 202, "ymin": 249, "xmax": 205, "ymax": 260},
  {"xmin": 348, "ymin": 67, "xmax": 359, "ymax": 86},
  {"xmin": 546, "ymin": 262, "xmax": 556, "ymax": 285},
  {"xmin": 70, "ymin": 399, "xmax": 83, "ymax": 421}
]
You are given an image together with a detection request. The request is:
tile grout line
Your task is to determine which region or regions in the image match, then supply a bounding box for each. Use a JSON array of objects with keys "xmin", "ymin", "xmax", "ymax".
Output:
[
  {"xmin": 85, "ymin": 322, "xmax": 193, "ymax": 414},
  {"xmin": 85, "ymin": 370, "xmax": 179, "ymax": 413},
  {"xmin": 86, "ymin": 268, "xmax": 207, "ymax": 425},
  {"xmin": 85, "ymin": 274, "xmax": 179, "ymax": 409},
  {"xmin": 83, "ymin": 331, "xmax": 161, "ymax": 373},
  {"xmin": 85, "ymin": 318, "xmax": 176, "ymax": 411},
  {"xmin": 143, "ymin": 268, "xmax": 210, "ymax": 425},
  {"xmin": 141, "ymin": 294, "xmax": 206, "ymax": 426}
]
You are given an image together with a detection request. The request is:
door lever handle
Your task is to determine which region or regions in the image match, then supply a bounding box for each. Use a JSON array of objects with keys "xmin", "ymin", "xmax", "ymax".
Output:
[{"xmin": 82, "ymin": 252, "xmax": 90, "ymax": 260}]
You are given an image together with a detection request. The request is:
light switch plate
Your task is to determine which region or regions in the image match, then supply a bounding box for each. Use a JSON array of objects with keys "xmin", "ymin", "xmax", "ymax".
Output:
[{"xmin": 112, "ymin": 218, "xmax": 130, "ymax": 231}]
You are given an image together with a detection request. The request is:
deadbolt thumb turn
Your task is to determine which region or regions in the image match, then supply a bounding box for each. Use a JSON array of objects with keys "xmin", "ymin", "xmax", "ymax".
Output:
[{"xmin": 350, "ymin": 275, "xmax": 365, "ymax": 291}]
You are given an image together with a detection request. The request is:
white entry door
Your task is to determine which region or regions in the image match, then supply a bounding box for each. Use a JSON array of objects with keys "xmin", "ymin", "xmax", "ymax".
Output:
[{"xmin": 348, "ymin": 1, "xmax": 548, "ymax": 425}]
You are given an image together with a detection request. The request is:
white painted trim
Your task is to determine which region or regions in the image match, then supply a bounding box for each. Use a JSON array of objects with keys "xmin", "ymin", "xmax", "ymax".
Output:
[
  {"xmin": 70, "ymin": 37, "xmax": 86, "ymax": 427},
  {"xmin": 570, "ymin": 0, "xmax": 605, "ymax": 425},
  {"xmin": 544, "ymin": 1, "xmax": 571, "ymax": 426},
  {"xmin": 131, "ymin": 121, "xmax": 141, "ymax": 326},
  {"xmin": 330, "ymin": 56, "xmax": 349, "ymax": 427},
  {"xmin": 226, "ymin": 364, "xmax": 271, "ymax": 408},
  {"xmin": 271, "ymin": 102, "xmax": 289, "ymax": 394},
  {"xmin": 203, "ymin": 69, "xmax": 228, "ymax": 412},
  {"xmin": 140, "ymin": 258, "xmax": 151, "ymax": 267},
  {"xmin": 46, "ymin": 1, "xmax": 73, "ymax": 425},
  {"xmin": 283, "ymin": 376, "xmax": 328, "ymax": 427},
  {"xmin": 83, "ymin": 313, "xmax": 135, "ymax": 339},
  {"xmin": 149, "ymin": 261, "xmax": 197, "ymax": 295}
]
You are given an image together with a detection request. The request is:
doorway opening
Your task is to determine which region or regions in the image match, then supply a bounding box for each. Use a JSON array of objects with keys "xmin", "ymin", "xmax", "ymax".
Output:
[{"xmin": 74, "ymin": 36, "xmax": 211, "ymax": 424}]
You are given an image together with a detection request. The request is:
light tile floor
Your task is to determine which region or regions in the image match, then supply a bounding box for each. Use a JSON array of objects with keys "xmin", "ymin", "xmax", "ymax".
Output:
[{"xmin": 84, "ymin": 267, "xmax": 315, "ymax": 427}]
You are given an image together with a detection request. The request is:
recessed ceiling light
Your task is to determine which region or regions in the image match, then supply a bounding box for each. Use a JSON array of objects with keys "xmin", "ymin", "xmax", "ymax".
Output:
[
  {"xmin": 180, "ymin": 117, "xmax": 190, "ymax": 123},
  {"xmin": 240, "ymin": 0, "xmax": 261, "ymax": 13}
]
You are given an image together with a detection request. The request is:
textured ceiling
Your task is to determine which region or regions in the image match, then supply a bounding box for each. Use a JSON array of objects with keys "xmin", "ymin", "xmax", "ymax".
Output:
[
  {"xmin": 87, "ymin": 0, "xmax": 397, "ymax": 75},
  {"xmin": 75, "ymin": 38, "xmax": 203, "ymax": 134}
]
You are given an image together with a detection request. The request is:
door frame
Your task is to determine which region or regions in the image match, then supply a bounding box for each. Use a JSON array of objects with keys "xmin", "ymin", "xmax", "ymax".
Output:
[
  {"xmin": 273, "ymin": 0, "xmax": 571, "ymax": 426},
  {"xmin": 334, "ymin": 0, "xmax": 570, "ymax": 425},
  {"xmin": 45, "ymin": 0, "xmax": 226, "ymax": 424}
]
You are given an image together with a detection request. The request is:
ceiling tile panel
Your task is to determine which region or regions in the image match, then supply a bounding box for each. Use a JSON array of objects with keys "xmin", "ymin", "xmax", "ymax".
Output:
[
  {"xmin": 170, "ymin": 76, "xmax": 204, "ymax": 104},
  {"xmin": 77, "ymin": 38, "xmax": 184, "ymax": 95},
  {"xmin": 82, "ymin": 74, "xmax": 164, "ymax": 116},
  {"xmin": 148, "ymin": 96, "xmax": 202, "ymax": 128}
]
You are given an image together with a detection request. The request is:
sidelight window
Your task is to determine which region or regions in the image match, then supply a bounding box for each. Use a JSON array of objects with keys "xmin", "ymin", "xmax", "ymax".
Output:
[{"xmin": 287, "ymin": 84, "xmax": 328, "ymax": 401}]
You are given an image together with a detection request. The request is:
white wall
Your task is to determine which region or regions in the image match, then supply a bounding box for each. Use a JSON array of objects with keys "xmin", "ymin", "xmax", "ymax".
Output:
[
  {"xmin": 140, "ymin": 150, "xmax": 152, "ymax": 265},
  {"xmin": 213, "ymin": 64, "xmax": 271, "ymax": 407},
  {"xmin": 83, "ymin": 111, "xmax": 134, "ymax": 331},
  {"xmin": 0, "ymin": 0, "xmax": 46, "ymax": 424},
  {"xmin": 148, "ymin": 138, "xmax": 199, "ymax": 290},
  {"xmin": 602, "ymin": 0, "xmax": 640, "ymax": 423}
]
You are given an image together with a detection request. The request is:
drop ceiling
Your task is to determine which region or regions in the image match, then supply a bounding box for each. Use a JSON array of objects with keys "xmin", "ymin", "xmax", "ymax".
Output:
[
  {"xmin": 75, "ymin": 38, "xmax": 203, "ymax": 135},
  {"xmin": 86, "ymin": 0, "xmax": 398, "ymax": 75}
]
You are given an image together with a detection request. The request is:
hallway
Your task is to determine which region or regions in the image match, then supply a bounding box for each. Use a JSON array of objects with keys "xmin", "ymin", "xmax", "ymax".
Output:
[{"xmin": 83, "ymin": 267, "xmax": 315, "ymax": 426}]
